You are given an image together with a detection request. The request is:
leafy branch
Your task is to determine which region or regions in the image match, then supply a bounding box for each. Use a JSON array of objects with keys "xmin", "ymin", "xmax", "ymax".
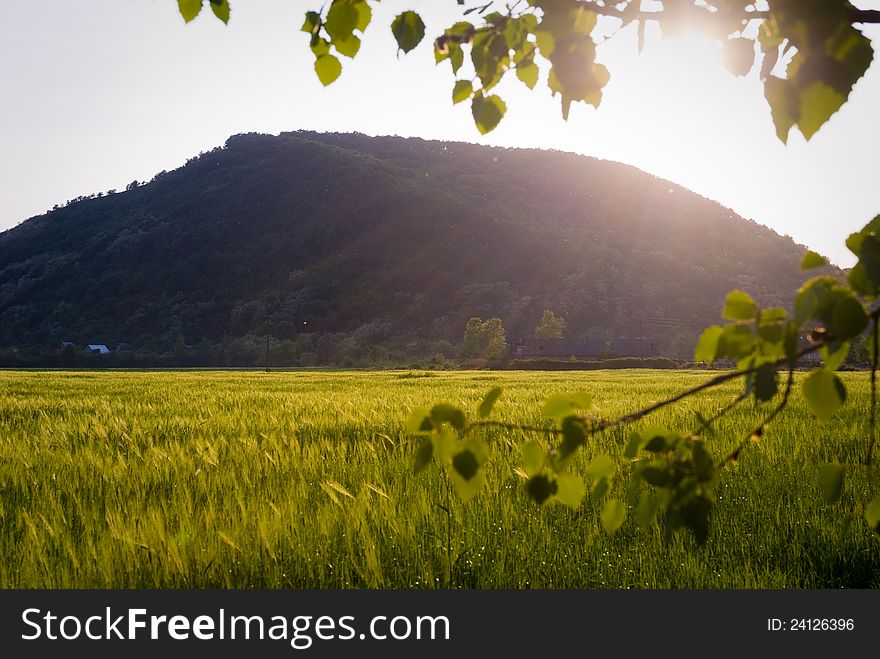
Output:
[
  {"xmin": 407, "ymin": 215, "xmax": 880, "ymax": 545},
  {"xmin": 176, "ymin": 0, "xmax": 878, "ymax": 141}
]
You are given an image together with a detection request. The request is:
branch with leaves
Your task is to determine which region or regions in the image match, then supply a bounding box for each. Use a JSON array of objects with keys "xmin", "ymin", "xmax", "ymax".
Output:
[
  {"xmin": 406, "ymin": 216, "xmax": 880, "ymax": 543},
  {"xmin": 177, "ymin": 0, "xmax": 878, "ymax": 140}
]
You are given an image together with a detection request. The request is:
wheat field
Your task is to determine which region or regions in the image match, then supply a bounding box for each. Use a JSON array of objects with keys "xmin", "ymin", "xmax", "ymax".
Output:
[{"xmin": 0, "ymin": 369, "xmax": 877, "ymax": 588}]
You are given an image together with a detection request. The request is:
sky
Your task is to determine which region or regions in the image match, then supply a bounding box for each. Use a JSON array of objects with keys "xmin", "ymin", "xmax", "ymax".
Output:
[{"xmin": 1, "ymin": 1, "xmax": 878, "ymax": 267}]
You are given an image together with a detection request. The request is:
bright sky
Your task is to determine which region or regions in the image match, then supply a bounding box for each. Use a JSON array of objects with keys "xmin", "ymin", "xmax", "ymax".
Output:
[{"xmin": 1, "ymin": 1, "xmax": 878, "ymax": 267}]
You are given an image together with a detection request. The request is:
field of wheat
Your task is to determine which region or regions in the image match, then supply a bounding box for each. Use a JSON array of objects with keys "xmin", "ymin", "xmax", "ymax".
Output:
[{"xmin": 0, "ymin": 369, "xmax": 877, "ymax": 588}]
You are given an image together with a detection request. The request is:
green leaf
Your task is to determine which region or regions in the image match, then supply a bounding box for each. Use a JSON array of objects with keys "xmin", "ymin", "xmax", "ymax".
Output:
[
  {"xmin": 716, "ymin": 325, "xmax": 756, "ymax": 361},
  {"xmin": 450, "ymin": 46, "xmax": 465, "ymax": 74},
  {"xmin": 801, "ymin": 251, "xmax": 828, "ymax": 270},
  {"xmin": 522, "ymin": 440, "xmax": 544, "ymax": 477},
  {"xmin": 503, "ymin": 15, "xmax": 529, "ymax": 49},
  {"xmin": 559, "ymin": 416, "xmax": 587, "ymax": 459},
  {"xmin": 676, "ymin": 495, "xmax": 712, "ymax": 543},
  {"xmin": 860, "ymin": 235, "xmax": 880, "ymax": 288},
  {"xmin": 586, "ymin": 454, "xmax": 616, "ymax": 481},
  {"xmin": 451, "ymin": 463, "xmax": 485, "ymax": 501},
  {"xmin": 314, "ymin": 53, "xmax": 342, "ymax": 86},
  {"xmin": 590, "ymin": 477, "xmax": 609, "ymax": 502},
  {"xmin": 413, "ymin": 436, "xmax": 433, "ymax": 474},
  {"xmin": 830, "ymin": 295, "xmax": 868, "ymax": 340},
  {"xmin": 797, "ymin": 81, "xmax": 845, "ymax": 141},
  {"xmin": 820, "ymin": 340, "xmax": 850, "ymax": 371},
  {"xmin": 209, "ymin": 0, "xmax": 229, "ymax": 24},
  {"xmin": 471, "ymin": 92, "xmax": 507, "ymax": 135},
  {"xmin": 433, "ymin": 429, "xmax": 457, "ymax": 464},
  {"xmin": 301, "ymin": 11, "xmax": 321, "ymax": 34},
  {"xmin": 391, "ymin": 11, "xmax": 425, "ymax": 54},
  {"xmin": 526, "ymin": 474, "xmax": 556, "ymax": 505},
  {"xmin": 554, "ymin": 474, "xmax": 586, "ymax": 509},
  {"xmin": 310, "ymin": 36, "xmax": 331, "ymax": 57},
  {"xmin": 641, "ymin": 467, "xmax": 669, "ymax": 487},
  {"xmin": 352, "ymin": 0, "xmax": 371, "ymax": 32},
  {"xmin": 430, "ymin": 403, "xmax": 466, "ymax": 431},
  {"xmin": 794, "ymin": 276, "xmax": 837, "ymax": 325},
  {"xmin": 405, "ymin": 407, "xmax": 433, "ymax": 434},
  {"xmin": 802, "ymin": 370, "xmax": 846, "ymax": 419},
  {"xmin": 722, "ymin": 290, "xmax": 758, "ymax": 321},
  {"xmin": 325, "ymin": 0, "xmax": 359, "ymax": 43},
  {"xmin": 794, "ymin": 291, "xmax": 818, "ymax": 327},
  {"xmin": 334, "ymin": 34, "xmax": 361, "ymax": 58},
  {"xmin": 757, "ymin": 317, "xmax": 785, "ymax": 346},
  {"xmin": 635, "ymin": 492, "xmax": 657, "ymax": 530},
  {"xmin": 865, "ymin": 495, "xmax": 880, "ymax": 533},
  {"xmin": 760, "ymin": 307, "xmax": 788, "ymax": 323},
  {"xmin": 847, "ymin": 228, "xmax": 880, "ymax": 297},
  {"xmin": 722, "ymin": 37, "xmax": 755, "ymax": 77},
  {"xmin": 764, "ymin": 75, "xmax": 796, "ymax": 143},
  {"xmin": 783, "ymin": 322, "xmax": 800, "ymax": 362},
  {"xmin": 178, "ymin": 0, "xmax": 202, "ymax": 23},
  {"xmin": 845, "ymin": 218, "xmax": 880, "ymax": 258},
  {"xmin": 754, "ymin": 363, "xmax": 779, "ymax": 403},
  {"xmin": 478, "ymin": 386, "xmax": 502, "ymax": 418},
  {"xmin": 542, "ymin": 392, "xmax": 592, "ymax": 419},
  {"xmin": 694, "ymin": 325, "xmax": 723, "ymax": 362},
  {"xmin": 818, "ymin": 463, "xmax": 845, "ymax": 504},
  {"xmin": 516, "ymin": 61, "xmax": 539, "ymax": 89},
  {"xmin": 452, "ymin": 449, "xmax": 479, "ymax": 480},
  {"xmin": 600, "ymin": 499, "xmax": 626, "ymax": 534},
  {"xmin": 452, "ymin": 79, "xmax": 474, "ymax": 105},
  {"xmin": 624, "ymin": 431, "xmax": 643, "ymax": 458},
  {"xmin": 435, "ymin": 25, "xmax": 470, "ymax": 72},
  {"xmin": 471, "ymin": 31, "xmax": 508, "ymax": 90},
  {"xmin": 640, "ymin": 428, "xmax": 673, "ymax": 453}
]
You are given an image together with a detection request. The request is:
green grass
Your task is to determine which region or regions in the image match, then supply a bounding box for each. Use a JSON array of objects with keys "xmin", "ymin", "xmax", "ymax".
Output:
[{"xmin": 0, "ymin": 369, "xmax": 877, "ymax": 588}]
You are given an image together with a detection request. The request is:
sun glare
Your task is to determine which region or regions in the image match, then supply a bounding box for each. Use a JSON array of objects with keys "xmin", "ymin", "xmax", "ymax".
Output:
[{"xmin": 587, "ymin": 24, "xmax": 768, "ymax": 196}]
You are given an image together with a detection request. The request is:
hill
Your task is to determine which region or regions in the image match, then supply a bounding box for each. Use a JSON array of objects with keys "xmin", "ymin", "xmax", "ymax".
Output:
[{"xmin": 0, "ymin": 131, "xmax": 824, "ymax": 366}]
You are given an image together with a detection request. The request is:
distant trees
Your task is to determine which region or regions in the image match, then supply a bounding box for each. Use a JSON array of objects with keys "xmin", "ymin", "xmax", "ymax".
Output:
[
  {"xmin": 462, "ymin": 316, "xmax": 506, "ymax": 359},
  {"xmin": 174, "ymin": 335, "xmax": 187, "ymax": 359},
  {"xmin": 60, "ymin": 344, "xmax": 77, "ymax": 368},
  {"xmin": 535, "ymin": 310, "xmax": 566, "ymax": 339}
]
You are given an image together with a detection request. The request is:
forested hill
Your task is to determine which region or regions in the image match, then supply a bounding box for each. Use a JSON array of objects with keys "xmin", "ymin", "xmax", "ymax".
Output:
[{"xmin": 0, "ymin": 131, "xmax": 824, "ymax": 365}]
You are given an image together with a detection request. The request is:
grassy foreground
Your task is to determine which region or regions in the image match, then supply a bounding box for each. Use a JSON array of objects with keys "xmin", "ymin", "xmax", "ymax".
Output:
[{"xmin": 0, "ymin": 369, "xmax": 877, "ymax": 589}]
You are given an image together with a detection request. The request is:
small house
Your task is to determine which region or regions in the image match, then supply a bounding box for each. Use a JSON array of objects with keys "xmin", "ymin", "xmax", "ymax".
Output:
[
  {"xmin": 608, "ymin": 337, "xmax": 656, "ymax": 358},
  {"xmin": 85, "ymin": 344, "xmax": 110, "ymax": 355},
  {"xmin": 515, "ymin": 338, "xmax": 607, "ymax": 358},
  {"xmin": 515, "ymin": 336, "xmax": 658, "ymax": 359}
]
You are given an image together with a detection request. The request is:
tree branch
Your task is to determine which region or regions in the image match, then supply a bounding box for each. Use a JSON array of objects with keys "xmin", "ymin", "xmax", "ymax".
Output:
[
  {"xmin": 468, "ymin": 339, "xmax": 826, "ymax": 441},
  {"xmin": 575, "ymin": 1, "xmax": 880, "ymax": 25},
  {"xmin": 720, "ymin": 366, "xmax": 795, "ymax": 467}
]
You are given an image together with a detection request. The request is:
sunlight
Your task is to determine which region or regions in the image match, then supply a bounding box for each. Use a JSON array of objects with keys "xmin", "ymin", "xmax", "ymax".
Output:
[{"xmin": 587, "ymin": 23, "xmax": 768, "ymax": 200}]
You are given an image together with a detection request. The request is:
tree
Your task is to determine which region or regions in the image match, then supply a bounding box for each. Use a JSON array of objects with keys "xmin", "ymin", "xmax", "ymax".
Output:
[
  {"xmin": 461, "ymin": 316, "xmax": 507, "ymax": 358},
  {"xmin": 177, "ymin": 0, "xmax": 879, "ymax": 140},
  {"xmin": 461, "ymin": 317, "xmax": 486, "ymax": 358},
  {"xmin": 60, "ymin": 344, "xmax": 77, "ymax": 368},
  {"xmin": 482, "ymin": 317, "xmax": 507, "ymax": 359},
  {"xmin": 535, "ymin": 309, "xmax": 566, "ymax": 339}
]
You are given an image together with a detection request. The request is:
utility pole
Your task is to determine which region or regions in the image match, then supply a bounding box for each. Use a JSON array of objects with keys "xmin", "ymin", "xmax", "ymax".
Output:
[
  {"xmin": 639, "ymin": 314, "xmax": 645, "ymax": 357},
  {"xmin": 265, "ymin": 317, "xmax": 270, "ymax": 373}
]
